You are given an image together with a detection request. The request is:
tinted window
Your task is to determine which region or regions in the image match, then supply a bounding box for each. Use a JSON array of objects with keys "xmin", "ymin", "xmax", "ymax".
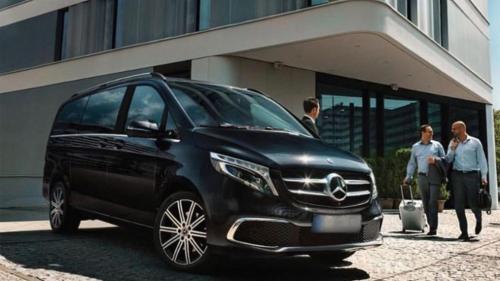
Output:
[
  {"xmin": 115, "ymin": 0, "xmax": 197, "ymax": 47},
  {"xmin": 52, "ymin": 96, "xmax": 89, "ymax": 134},
  {"xmin": 317, "ymin": 87, "xmax": 363, "ymax": 155},
  {"xmin": 166, "ymin": 112, "xmax": 177, "ymax": 131},
  {"xmin": 384, "ymin": 97, "xmax": 420, "ymax": 156},
  {"xmin": 81, "ymin": 87, "xmax": 127, "ymax": 132},
  {"xmin": 126, "ymin": 86, "xmax": 165, "ymax": 128},
  {"xmin": 170, "ymin": 82, "xmax": 311, "ymax": 137}
]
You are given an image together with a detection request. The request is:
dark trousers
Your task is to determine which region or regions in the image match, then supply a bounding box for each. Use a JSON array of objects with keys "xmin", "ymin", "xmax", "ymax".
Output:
[
  {"xmin": 417, "ymin": 175, "xmax": 439, "ymax": 231},
  {"xmin": 451, "ymin": 171, "xmax": 481, "ymax": 235}
]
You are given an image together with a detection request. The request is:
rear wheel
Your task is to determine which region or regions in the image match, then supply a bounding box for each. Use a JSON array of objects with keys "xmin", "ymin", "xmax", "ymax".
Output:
[
  {"xmin": 154, "ymin": 192, "xmax": 213, "ymax": 272},
  {"xmin": 310, "ymin": 251, "xmax": 355, "ymax": 265},
  {"xmin": 49, "ymin": 181, "xmax": 80, "ymax": 233}
]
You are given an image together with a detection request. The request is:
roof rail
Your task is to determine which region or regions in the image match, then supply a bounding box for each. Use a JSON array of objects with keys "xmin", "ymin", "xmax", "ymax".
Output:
[{"xmin": 73, "ymin": 72, "xmax": 168, "ymax": 98}]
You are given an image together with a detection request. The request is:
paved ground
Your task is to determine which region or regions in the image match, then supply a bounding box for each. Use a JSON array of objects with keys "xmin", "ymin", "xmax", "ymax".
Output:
[{"xmin": 1, "ymin": 207, "xmax": 499, "ymax": 281}]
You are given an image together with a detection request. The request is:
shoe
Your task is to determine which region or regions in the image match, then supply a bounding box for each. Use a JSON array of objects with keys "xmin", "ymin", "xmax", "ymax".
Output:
[
  {"xmin": 427, "ymin": 230, "xmax": 437, "ymax": 236},
  {"xmin": 475, "ymin": 222, "xmax": 482, "ymax": 235},
  {"xmin": 458, "ymin": 233, "xmax": 469, "ymax": 240}
]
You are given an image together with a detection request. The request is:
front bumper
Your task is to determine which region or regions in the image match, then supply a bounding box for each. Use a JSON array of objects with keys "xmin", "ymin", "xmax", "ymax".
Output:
[{"xmin": 225, "ymin": 214, "xmax": 383, "ymax": 253}]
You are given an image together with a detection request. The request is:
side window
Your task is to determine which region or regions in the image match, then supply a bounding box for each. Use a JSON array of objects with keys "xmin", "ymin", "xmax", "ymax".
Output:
[
  {"xmin": 52, "ymin": 96, "xmax": 89, "ymax": 134},
  {"xmin": 126, "ymin": 86, "xmax": 165, "ymax": 128},
  {"xmin": 170, "ymin": 86, "xmax": 217, "ymax": 126},
  {"xmin": 166, "ymin": 112, "xmax": 177, "ymax": 131},
  {"xmin": 81, "ymin": 87, "xmax": 127, "ymax": 132}
]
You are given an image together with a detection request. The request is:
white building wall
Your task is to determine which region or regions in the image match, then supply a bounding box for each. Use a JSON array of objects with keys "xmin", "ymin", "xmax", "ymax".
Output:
[
  {"xmin": 447, "ymin": 0, "xmax": 491, "ymax": 83},
  {"xmin": 191, "ymin": 56, "xmax": 315, "ymax": 117},
  {"xmin": 485, "ymin": 105, "xmax": 498, "ymax": 209}
]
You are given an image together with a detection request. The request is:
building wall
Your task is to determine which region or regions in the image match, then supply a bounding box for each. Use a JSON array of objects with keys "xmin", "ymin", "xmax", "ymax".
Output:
[
  {"xmin": 0, "ymin": 67, "xmax": 152, "ymax": 208},
  {"xmin": 448, "ymin": 0, "xmax": 491, "ymax": 83},
  {"xmin": 191, "ymin": 56, "xmax": 315, "ymax": 117}
]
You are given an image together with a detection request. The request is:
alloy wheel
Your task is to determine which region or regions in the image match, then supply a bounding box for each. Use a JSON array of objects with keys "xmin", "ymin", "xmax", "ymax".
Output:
[
  {"xmin": 158, "ymin": 199, "xmax": 207, "ymax": 266},
  {"xmin": 50, "ymin": 183, "xmax": 65, "ymax": 228}
]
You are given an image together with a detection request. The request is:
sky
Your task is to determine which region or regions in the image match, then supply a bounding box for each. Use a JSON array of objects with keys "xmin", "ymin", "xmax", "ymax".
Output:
[{"xmin": 491, "ymin": 0, "xmax": 500, "ymax": 109}]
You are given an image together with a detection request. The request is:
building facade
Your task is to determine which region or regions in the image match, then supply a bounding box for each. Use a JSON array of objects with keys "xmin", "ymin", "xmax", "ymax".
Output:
[{"xmin": 0, "ymin": 0, "xmax": 497, "ymax": 208}]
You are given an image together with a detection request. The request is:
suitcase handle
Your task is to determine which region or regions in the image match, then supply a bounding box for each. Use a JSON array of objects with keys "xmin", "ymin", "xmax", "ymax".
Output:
[{"xmin": 400, "ymin": 185, "xmax": 414, "ymax": 205}]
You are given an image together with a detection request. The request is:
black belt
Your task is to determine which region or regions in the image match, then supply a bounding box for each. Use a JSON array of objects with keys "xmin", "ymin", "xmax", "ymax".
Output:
[
  {"xmin": 418, "ymin": 172, "xmax": 427, "ymax": 176},
  {"xmin": 453, "ymin": 170, "xmax": 479, "ymax": 174}
]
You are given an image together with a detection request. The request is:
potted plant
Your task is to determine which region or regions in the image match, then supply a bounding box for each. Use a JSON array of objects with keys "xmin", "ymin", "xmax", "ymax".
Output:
[{"xmin": 437, "ymin": 183, "xmax": 450, "ymax": 212}]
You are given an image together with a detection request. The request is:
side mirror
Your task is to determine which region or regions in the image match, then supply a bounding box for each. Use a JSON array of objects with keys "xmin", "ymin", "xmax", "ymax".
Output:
[{"xmin": 126, "ymin": 120, "xmax": 160, "ymax": 138}]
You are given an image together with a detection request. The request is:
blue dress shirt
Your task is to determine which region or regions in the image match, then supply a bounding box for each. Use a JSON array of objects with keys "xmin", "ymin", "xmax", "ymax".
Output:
[
  {"xmin": 446, "ymin": 135, "xmax": 488, "ymax": 181},
  {"xmin": 406, "ymin": 140, "xmax": 445, "ymax": 180}
]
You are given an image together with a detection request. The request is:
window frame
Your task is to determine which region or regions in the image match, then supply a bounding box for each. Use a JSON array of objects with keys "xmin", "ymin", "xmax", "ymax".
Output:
[
  {"xmin": 117, "ymin": 81, "xmax": 171, "ymax": 135},
  {"xmin": 78, "ymin": 85, "xmax": 129, "ymax": 134}
]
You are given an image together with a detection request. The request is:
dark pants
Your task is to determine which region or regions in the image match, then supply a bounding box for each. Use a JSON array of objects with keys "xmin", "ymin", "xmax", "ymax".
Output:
[
  {"xmin": 417, "ymin": 175, "xmax": 439, "ymax": 231},
  {"xmin": 451, "ymin": 171, "xmax": 481, "ymax": 235}
]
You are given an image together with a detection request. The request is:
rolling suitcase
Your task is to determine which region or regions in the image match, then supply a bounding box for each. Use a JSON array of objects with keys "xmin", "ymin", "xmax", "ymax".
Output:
[{"xmin": 399, "ymin": 185, "xmax": 426, "ymax": 233}]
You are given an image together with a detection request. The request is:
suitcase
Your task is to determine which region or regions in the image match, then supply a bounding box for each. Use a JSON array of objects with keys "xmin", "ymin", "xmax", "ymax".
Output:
[{"xmin": 399, "ymin": 185, "xmax": 426, "ymax": 233}]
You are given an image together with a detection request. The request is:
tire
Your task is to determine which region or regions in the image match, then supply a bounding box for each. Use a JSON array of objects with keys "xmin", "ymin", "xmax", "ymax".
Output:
[
  {"xmin": 310, "ymin": 251, "xmax": 355, "ymax": 265},
  {"xmin": 154, "ymin": 191, "xmax": 213, "ymax": 272},
  {"xmin": 49, "ymin": 181, "xmax": 80, "ymax": 233}
]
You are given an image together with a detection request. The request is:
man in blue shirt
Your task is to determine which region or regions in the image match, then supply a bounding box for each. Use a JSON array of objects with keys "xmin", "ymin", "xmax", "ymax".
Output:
[
  {"xmin": 404, "ymin": 124, "xmax": 445, "ymax": 235},
  {"xmin": 446, "ymin": 121, "xmax": 488, "ymax": 240}
]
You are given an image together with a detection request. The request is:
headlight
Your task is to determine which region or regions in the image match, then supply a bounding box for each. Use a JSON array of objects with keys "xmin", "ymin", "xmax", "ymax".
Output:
[
  {"xmin": 210, "ymin": 152, "xmax": 278, "ymax": 196},
  {"xmin": 370, "ymin": 171, "xmax": 378, "ymax": 199}
]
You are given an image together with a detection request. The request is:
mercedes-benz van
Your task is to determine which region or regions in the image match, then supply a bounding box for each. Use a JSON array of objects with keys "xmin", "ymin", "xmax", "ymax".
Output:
[{"xmin": 43, "ymin": 72, "xmax": 382, "ymax": 271}]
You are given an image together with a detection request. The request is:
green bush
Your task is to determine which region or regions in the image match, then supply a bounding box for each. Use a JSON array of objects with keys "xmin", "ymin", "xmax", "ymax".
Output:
[{"xmin": 365, "ymin": 147, "xmax": 420, "ymax": 199}]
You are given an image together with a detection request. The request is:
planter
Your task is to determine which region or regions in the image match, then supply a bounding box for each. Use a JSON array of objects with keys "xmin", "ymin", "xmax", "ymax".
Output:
[
  {"xmin": 379, "ymin": 198, "xmax": 394, "ymax": 209},
  {"xmin": 437, "ymin": 200, "xmax": 446, "ymax": 212},
  {"xmin": 393, "ymin": 199, "xmax": 402, "ymax": 209}
]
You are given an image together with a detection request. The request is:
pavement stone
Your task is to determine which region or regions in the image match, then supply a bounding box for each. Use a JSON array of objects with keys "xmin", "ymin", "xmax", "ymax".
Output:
[{"xmin": 0, "ymin": 207, "xmax": 499, "ymax": 280}]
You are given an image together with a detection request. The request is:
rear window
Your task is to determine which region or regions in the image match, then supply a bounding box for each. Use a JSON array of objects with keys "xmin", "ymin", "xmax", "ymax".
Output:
[
  {"xmin": 52, "ymin": 96, "xmax": 89, "ymax": 135},
  {"xmin": 80, "ymin": 87, "xmax": 127, "ymax": 133}
]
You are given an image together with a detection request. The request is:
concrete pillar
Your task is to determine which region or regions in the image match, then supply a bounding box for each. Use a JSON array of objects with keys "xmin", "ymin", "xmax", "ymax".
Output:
[{"xmin": 485, "ymin": 104, "xmax": 498, "ymax": 209}]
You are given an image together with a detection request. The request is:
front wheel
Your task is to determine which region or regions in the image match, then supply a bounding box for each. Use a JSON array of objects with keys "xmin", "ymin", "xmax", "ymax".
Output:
[
  {"xmin": 49, "ymin": 181, "xmax": 80, "ymax": 233},
  {"xmin": 310, "ymin": 251, "xmax": 355, "ymax": 265},
  {"xmin": 154, "ymin": 192, "xmax": 213, "ymax": 272}
]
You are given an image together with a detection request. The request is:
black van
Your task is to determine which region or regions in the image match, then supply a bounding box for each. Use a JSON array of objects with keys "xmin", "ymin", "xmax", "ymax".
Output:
[{"xmin": 43, "ymin": 72, "xmax": 382, "ymax": 271}]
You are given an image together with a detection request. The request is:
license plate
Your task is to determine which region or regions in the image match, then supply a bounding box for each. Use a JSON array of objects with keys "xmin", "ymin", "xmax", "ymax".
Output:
[{"xmin": 312, "ymin": 214, "xmax": 362, "ymax": 233}]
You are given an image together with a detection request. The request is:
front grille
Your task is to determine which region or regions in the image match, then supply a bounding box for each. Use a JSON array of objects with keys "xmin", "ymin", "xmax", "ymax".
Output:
[
  {"xmin": 281, "ymin": 169, "xmax": 372, "ymax": 209},
  {"xmin": 231, "ymin": 219, "xmax": 381, "ymax": 248}
]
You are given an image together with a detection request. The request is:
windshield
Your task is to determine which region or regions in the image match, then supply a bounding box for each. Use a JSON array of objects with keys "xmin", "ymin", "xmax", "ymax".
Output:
[{"xmin": 168, "ymin": 81, "xmax": 311, "ymax": 137}]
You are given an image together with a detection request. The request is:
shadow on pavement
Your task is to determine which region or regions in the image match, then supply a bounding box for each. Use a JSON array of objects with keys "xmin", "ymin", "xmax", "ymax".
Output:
[
  {"xmin": 384, "ymin": 232, "xmax": 481, "ymax": 242},
  {"xmin": 0, "ymin": 226, "xmax": 371, "ymax": 281},
  {"xmin": 0, "ymin": 207, "xmax": 48, "ymax": 222}
]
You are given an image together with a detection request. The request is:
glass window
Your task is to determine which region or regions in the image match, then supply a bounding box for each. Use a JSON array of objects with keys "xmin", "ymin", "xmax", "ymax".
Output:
[
  {"xmin": 431, "ymin": 0, "xmax": 442, "ymax": 44},
  {"xmin": 199, "ymin": 0, "xmax": 308, "ymax": 30},
  {"xmin": 170, "ymin": 82, "xmax": 311, "ymax": 136},
  {"xmin": 0, "ymin": 0, "xmax": 24, "ymax": 10},
  {"xmin": 428, "ymin": 103, "xmax": 442, "ymax": 142},
  {"xmin": 52, "ymin": 96, "xmax": 89, "ymax": 134},
  {"xmin": 368, "ymin": 95, "xmax": 378, "ymax": 157},
  {"xmin": 81, "ymin": 87, "xmax": 127, "ymax": 132},
  {"xmin": 166, "ymin": 112, "xmax": 177, "ymax": 131},
  {"xmin": 61, "ymin": 0, "xmax": 115, "ymax": 59},
  {"xmin": 0, "ymin": 12, "xmax": 58, "ymax": 74},
  {"xmin": 317, "ymin": 87, "xmax": 363, "ymax": 155},
  {"xmin": 126, "ymin": 86, "xmax": 165, "ymax": 129},
  {"xmin": 449, "ymin": 106, "xmax": 480, "ymax": 138},
  {"xmin": 384, "ymin": 98, "xmax": 420, "ymax": 155},
  {"xmin": 115, "ymin": 0, "xmax": 197, "ymax": 47}
]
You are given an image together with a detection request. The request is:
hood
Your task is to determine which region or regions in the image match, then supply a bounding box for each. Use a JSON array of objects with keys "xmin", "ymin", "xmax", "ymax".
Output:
[{"xmin": 192, "ymin": 127, "xmax": 370, "ymax": 173}]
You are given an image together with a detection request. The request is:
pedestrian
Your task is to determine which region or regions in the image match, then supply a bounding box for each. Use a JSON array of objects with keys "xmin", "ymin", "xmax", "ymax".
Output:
[
  {"xmin": 446, "ymin": 121, "xmax": 488, "ymax": 240},
  {"xmin": 302, "ymin": 97, "xmax": 320, "ymax": 136},
  {"xmin": 403, "ymin": 124, "xmax": 446, "ymax": 236}
]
